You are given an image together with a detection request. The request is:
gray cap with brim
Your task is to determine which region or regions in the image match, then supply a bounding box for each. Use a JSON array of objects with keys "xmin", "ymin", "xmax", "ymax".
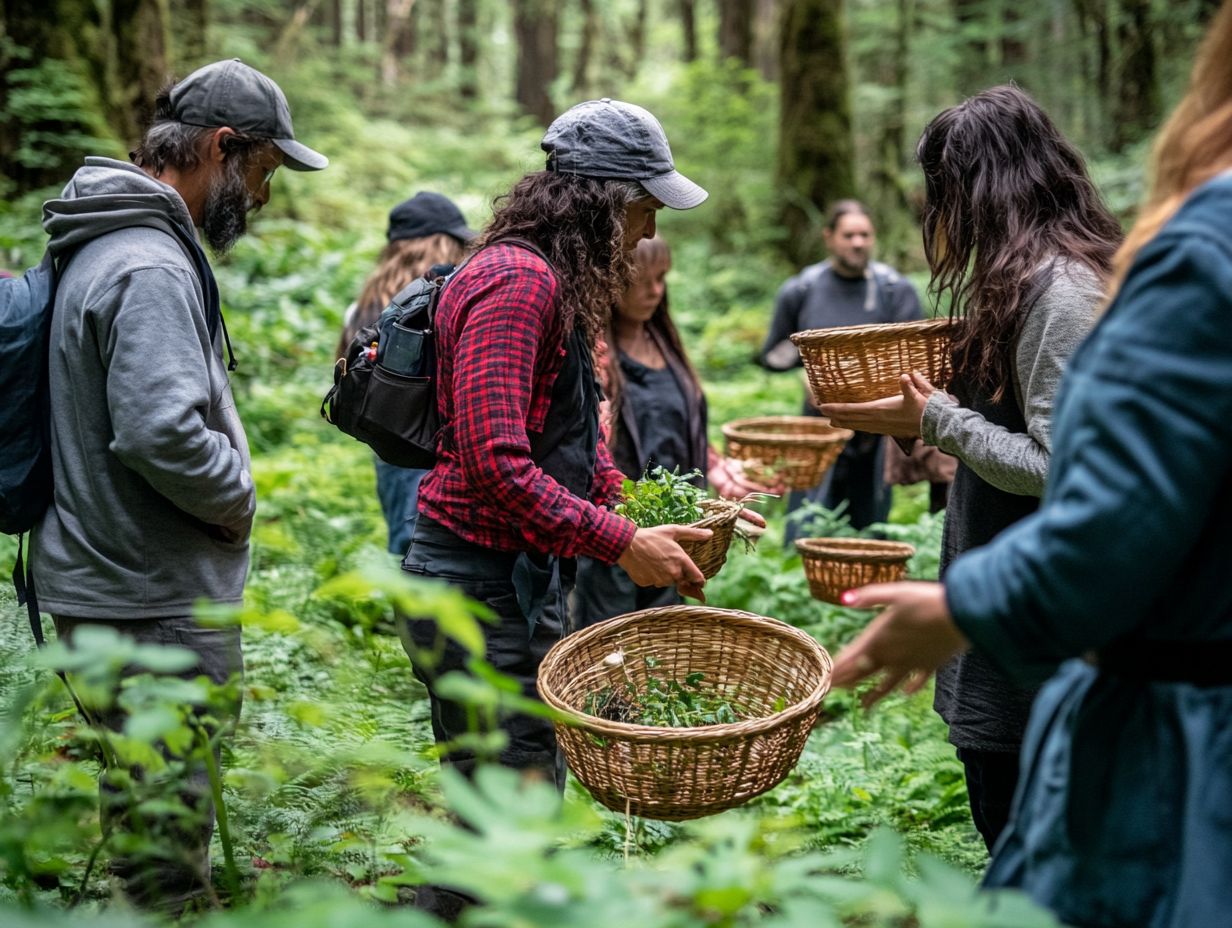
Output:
[
  {"xmin": 169, "ymin": 59, "xmax": 328, "ymax": 171},
  {"xmin": 541, "ymin": 98, "xmax": 707, "ymax": 210}
]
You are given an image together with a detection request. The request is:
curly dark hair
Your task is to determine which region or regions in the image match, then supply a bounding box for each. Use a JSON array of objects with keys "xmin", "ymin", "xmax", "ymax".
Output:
[
  {"xmin": 472, "ymin": 171, "xmax": 643, "ymax": 341},
  {"xmin": 917, "ymin": 85, "xmax": 1122, "ymax": 401}
]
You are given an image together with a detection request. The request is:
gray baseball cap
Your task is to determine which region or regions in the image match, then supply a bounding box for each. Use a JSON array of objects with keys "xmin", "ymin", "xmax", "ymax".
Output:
[
  {"xmin": 169, "ymin": 59, "xmax": 328, "ymax": 171},
  {"xmin": 541, "ymin": 98, "xmax": 707, "ymax": 210}
]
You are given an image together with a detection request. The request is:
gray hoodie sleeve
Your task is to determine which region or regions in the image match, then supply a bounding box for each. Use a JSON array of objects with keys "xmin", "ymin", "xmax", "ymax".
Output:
[
  {"xmin": 101, "ymin": 264, "xmax": 255, "ymax": 529},
  {"xmin": 920, "ymin": 264, "xmax": 1104, "ymax": 497}
]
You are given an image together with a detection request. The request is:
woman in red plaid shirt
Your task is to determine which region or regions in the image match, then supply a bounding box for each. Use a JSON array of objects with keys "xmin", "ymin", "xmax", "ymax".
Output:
[{"xmin": 399, "ymin": 100, "xmax": 711, "ymax": 801}]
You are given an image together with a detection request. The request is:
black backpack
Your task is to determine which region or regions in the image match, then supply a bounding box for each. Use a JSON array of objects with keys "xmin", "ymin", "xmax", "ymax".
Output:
[
  {"xmin": 0, "ymin": 253, "xmax": 57, "ymax": 538},
  {"xmin": 322, "ymin": 239, "xmax": 549, "ymax": 468},
  {"xmin": 321, "ymin": 266, "xmax": 452, "ymax": 469}
]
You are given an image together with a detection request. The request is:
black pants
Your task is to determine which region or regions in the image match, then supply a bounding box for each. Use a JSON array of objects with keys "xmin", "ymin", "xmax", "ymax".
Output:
[
  {"xmin": 955, "ymin": 746, "xmax": 1021, "ymax": 852},
  {"xmin": 786, "ymin": 432, "xmax": 890, "ymax": 539},
  {"xmin": 571, "ymin": 557, "xmax": 679, "ymax": 631},
  {"xmin": 399, "ymin": 516, "xmax": 568, "ymax": 785},
  {"xmin": 53, "ymin": 615, "xmax": 242, "ymax": 912}
]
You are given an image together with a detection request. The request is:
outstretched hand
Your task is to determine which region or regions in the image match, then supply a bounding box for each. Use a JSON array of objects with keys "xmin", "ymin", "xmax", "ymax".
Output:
[
  {"xmin": 831, "ymin": 581, "xmax": 970, "ymax": 708},
  {"xmin": 819, "ymin": 371, "xmax": 937, "ymax": 438}
]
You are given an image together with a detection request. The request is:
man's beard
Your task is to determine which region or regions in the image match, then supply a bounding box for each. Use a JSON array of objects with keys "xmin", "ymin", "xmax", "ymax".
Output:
[{"xmin": 201, "ymin": 157, "xmax": 256, "ymax": 254}]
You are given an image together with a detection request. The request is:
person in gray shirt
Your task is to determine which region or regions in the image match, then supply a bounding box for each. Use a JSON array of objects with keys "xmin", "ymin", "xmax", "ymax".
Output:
[
  {"xmin": 36, "ymin": 59, "xmax": 326, "ymax": 910},
  {"xmin": 821, "ymin": 86, "xmax": 1122, "ymax": 852},
  {"xmin": 761, "ymin": 200, "xmax": 924, "ymax": 532}
]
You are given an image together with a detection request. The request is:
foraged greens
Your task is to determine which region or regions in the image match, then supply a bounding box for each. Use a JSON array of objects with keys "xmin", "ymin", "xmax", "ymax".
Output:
[
  {"xmin": 583, "ymin": 656, "xmax": 782, "ymax": 728},
  {"xmin": 614, "ymin": 466, "xmax": 706, "ymax": 528}
]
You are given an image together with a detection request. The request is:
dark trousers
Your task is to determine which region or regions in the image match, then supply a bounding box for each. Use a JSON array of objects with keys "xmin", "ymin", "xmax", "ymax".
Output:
[
  {"xmin": 786, "ymin": 432, "xmax": 890, "ymax": 539},
  {"xmin": 571, "ymin": 557, "xmax": 679, "ymax": 631},
  {"xmin": 374, "ymin": 458, "xmax": 426, "ymax": 556},
  {"xmin": 955, "ymin": 746, "xmax": 1021, "ymax": 852},
  {"xmin": 53, "ymin": 615, "xmax": 243, "ymax": 912},
  {"xmin": 399, "ymin": 516, "xmax": 568, "ymax": 785}
]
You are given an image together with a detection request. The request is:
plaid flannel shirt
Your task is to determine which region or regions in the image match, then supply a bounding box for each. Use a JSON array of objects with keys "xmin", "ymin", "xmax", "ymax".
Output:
[{"xmin": 417, "ymin": 243, "xmax": 635, "ymax": 562}]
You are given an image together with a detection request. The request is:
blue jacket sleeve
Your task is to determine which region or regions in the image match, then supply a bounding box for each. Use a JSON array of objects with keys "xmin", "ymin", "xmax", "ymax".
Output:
[{"xmin": 945, "ymin": 228, "xmax": 1232, "ymax": 684}]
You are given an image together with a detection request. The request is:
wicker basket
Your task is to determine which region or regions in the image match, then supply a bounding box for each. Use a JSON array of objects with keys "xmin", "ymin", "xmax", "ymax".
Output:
[
  {"xmin": 676, "ymin": 498, "xmax": 743, "ymax": 580},
  {"xmin": 795, "ymin": 537, "xmax": 915, "ymax": 604},
  {"xmin": 791, "ymin": 318, "xmax": 952, "ymax": 406},
  {"xmin": 538, "ymin": 605, "xmax": 832, "ymax": 820},
  {"xmin": 721, "ymin": 416, "xmax": 853, "ymax": 491}
]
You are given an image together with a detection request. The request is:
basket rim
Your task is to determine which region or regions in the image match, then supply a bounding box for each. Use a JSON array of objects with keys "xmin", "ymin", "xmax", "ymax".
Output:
[
  {"xmin": 795, "ymin": 536, "xmax": 915, "ymax": 562},
  {"xmin": 789, "ymin": 317, "xmax": 951, "ymax": 347},
  {"xmin": 691, "ymin": 497, "xmax": 743, "ymax": 528},
  {"xmin": 537, "ymin": 606, "xmax": 832, "ymax": 744},
  {"xmin": 721, "ymin": 416, "xmax": 854, "ymax": 446}
]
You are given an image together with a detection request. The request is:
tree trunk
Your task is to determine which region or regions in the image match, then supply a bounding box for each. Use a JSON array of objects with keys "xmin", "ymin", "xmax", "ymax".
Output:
[
  {"xmin": 457, "ymin": 0, "xmax": 479, "ymax": 99},
  {"xmin": 429, "ymin": 0, "xmax": 449, "ymax": 76},
  {"xmin": 753, "ymin": 0, "xmax": 779, "ymax": 81},
  {"xmin": 380, "ymin": 0, "xmax": 416, "ymax": 85},
  {"xmin": 1110, "ymin": 0, "xmax": 1159, "ymax": 151},
  {"xmin": 678, "ymin": 0, "xmax": 697, "ymax": 62},
  {"xmin": 625, "ymin": 0, "xmax": 648, "ymax": 79},
  {"xmin": 513, "ymin": 0, "xmax": 559, "ymax": 126},
  {"xmin": 182, "ymin": 0, "xmax": 208, "ymax": 64},
  {"xmin": 110, "ymin": 0, "xmax": 170, "ymax": 145},
  {"xmin": 356, "ymin": 0, "xmax": 368, "ymax": 42},
  {"xmin": 777, "ymin": 0, "xmax": 855, "ymax": 265},
  {"xmin": 718, "ymin": 0, "xmax": 754, "ymax": 66},
  {"xmin": 0, "ymin": 0, "xmax": 112, "ymax": 192},
  {"xmin": 331, "ymin": 0, "xmax": 343, "ymax": 46},
  {"xmin": 950, "ymin": 0, "xmax": 988, "ymax": 95},
  {"xmin": 571, "ymin": 0, "xmax": 598, "ymax": 93}
]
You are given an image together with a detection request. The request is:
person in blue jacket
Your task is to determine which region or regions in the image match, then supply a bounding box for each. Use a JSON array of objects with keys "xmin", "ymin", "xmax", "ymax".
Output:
[{"xmin": 831, "ymin": 7, "xmax": 1232, "ymax": 924}]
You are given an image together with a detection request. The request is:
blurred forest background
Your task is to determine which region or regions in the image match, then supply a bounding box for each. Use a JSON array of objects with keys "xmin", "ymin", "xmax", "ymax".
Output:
[
  {"xmin": 0, "ymin": 1, "xmax": 1223, "ymax": 923},
  {"xmin": 0, "ymin": 0, "xmax": 1220, "ymax": 269}
]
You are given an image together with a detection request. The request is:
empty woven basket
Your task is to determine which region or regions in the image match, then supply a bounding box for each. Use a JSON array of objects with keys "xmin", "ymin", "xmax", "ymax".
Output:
[
  {"xmin": 538, "ymin": 605, "xmax": 832, "ymax": 820},
  {"xmin": 676, "ymin": 498, "xmax": 743, "ymax": 580},
  {"xmin": 795, "ymin": 537, "xmax": 915, "ymax": 604},
  {"xmin": 791, "ymin": 318, "xmax": 952, "ymax": 405},
  {"xmin": 721, "ymin": 416, "xmax": 853, "ymax": 491}
]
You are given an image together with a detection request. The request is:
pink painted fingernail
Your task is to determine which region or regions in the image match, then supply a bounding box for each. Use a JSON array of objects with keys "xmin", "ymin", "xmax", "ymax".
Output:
[{"xmin": 841, "ymin": 590, "xmax": 857, "ymax": 605}]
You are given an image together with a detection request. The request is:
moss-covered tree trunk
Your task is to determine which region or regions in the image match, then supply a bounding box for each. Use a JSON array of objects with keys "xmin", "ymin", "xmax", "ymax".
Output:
[
  {"xmin": 110, "ymin": 0, "xmax": 170, "ymax": 146},
  {"xmin": 678, "ymin": 0, "xmax": 697, "ymax": 62},
  {"xmin": 0, "ymin": 0, "xmax": 113, "ymax": 193},
  {"xmin": 718, "ymin": 0, "xmax": 753, "ymax": 65},
  {"xmin": 1110, "ymin": 0, "xmax": 1159, "ymax": 152},
  {"xmin": 513, "ymin": 0, "xmax": 558, "ymax": 126},
  {"xmin": 457, "ymin": 0, "xmax": 479, "ymax": 99},
  {"xmin": 777, "ymin": 0, "xmax": 855, "ymax": 265}
]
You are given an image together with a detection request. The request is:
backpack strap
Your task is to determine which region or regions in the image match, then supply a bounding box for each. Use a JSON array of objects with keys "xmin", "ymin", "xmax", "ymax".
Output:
[{"xmin": 11, "ymin": 533, "xmax": 43, "ymax": 646}]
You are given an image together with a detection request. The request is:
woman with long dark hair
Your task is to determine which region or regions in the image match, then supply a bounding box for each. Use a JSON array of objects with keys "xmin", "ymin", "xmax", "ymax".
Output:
[
  {"xmin": 400, "ymin": 100, "xmax": 711, "ymax": 787},
  {"xmin": 336, "ymin": 192, "xmax": 472, "ymax": 555},
  {"xmin": 573, "ymin": 236, "xmax": 769, "ymax": 628},
  {"xmin": 822, "ymin": 85, "xmax": 1122, "ymax": 850},
  {"xmin": 831, "ymin": 5, "xmax": 1232, "ymax": 920}
]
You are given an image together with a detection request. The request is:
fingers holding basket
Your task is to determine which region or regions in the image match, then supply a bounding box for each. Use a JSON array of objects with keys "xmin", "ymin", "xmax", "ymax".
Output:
[
  {"xmin": 617, "ymin": 524, "xmax": 710, "ymax": 597},
  {"xmin": 818, "ymin": 372, "xmax": 932, "ymax": 438}
]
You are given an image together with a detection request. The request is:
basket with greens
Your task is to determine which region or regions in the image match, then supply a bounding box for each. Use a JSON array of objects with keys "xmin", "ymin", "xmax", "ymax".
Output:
[
  {"xmin": 614, "ymin": 467, "xmax": 746, "ymax": 579},
  {"xmin": 537, "ymin": 605, "xmax": 833, "ymax": 820}
]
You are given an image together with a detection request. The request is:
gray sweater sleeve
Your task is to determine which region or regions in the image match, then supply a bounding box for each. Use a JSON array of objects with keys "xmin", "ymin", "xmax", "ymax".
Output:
[{"xmin": 920, "ymin": 264, "xmax": 1104, "ymax": 497}]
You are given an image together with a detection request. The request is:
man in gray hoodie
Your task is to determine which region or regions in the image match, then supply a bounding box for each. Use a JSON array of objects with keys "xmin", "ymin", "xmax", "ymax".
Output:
[{"xmin": 36, "ymin": 59, "xmax": 326, "ymax": 909}]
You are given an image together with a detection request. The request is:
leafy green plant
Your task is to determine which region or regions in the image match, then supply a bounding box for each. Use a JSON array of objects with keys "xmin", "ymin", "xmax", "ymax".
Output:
[
  {"xmin": 614, "ymin": 467, "xmax": 706, "ymax": 528},
  {"xmin": 582, "ymin": 659, "xmax": 764, "ymax": 728}
]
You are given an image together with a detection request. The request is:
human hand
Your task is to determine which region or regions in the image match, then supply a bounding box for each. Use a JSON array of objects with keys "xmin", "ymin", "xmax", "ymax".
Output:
[
  {"xmin": 819, "ymin": 372, "xmax": 937, "ymax": 438},
  {"xmin": 830, "ymin": 581, "xmax": 969, "ymax": 707},
  {"xmin": 708, "ymin": 456, "xmax": 785, "ymax": 498},
  {"xmin": 617, "ymin": 524, "xmax": 712, "ymax": 601}
]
